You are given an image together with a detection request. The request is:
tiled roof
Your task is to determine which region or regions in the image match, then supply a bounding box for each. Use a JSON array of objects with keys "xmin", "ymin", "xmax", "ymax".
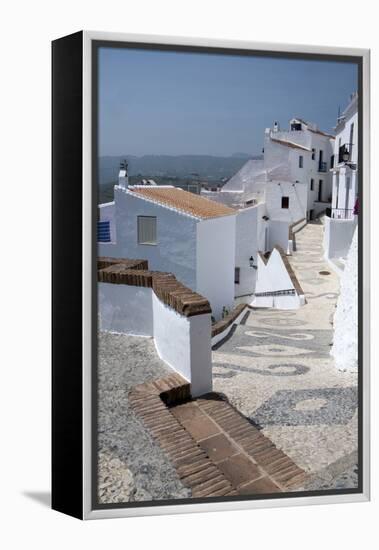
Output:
[
  {"xmin": 270, "ymin": 137, "xmax": 311, "ymax": 152},
  {"xmin": 129, "ymin": 186, "xmax": 236, "ymax": 219},
  {"xmin": 308, "ymin": 127, "xmax": 335, "ymax": 139},
  {"xmin": 292, "ymin": 118, "xmax": 335, "ymax": 139}
]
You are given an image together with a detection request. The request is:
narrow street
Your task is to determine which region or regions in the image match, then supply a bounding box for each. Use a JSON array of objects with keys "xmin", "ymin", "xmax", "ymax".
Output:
[{"xmin": 213, "ymin": 221, "xmax": 358, "ymax": 490}]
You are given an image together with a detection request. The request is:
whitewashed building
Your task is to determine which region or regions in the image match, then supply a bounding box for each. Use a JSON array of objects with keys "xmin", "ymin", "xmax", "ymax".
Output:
[
  {"xmin": 323, "ymin": 93, "xmax": 358, "ymax": 268},
  {"xmin": 98, "ymin": 180, "xmax": 236, "ymax": 320},
  {"xmin": 200, "ymin": 117, "xmax": 334, "ymax": 299}
]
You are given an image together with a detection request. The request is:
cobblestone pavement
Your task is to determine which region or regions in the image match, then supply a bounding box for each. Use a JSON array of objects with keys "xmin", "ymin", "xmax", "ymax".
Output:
[
  {"xmin": 213, "ymin": 221, "xmax": 358, "ymax": 489},
  {"xmin": 98, "ymin": 332, "xmax": 190, "ymax": 503}
]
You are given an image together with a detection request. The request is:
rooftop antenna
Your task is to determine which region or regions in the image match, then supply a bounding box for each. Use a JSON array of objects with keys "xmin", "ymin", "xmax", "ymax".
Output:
[
  {"xmin": 120, "ymin": 159, "xmax": 128, "ymax": 173},
  {"xmin": 118, "ymin": 159, "xmax": 129, "ymax": 188}
]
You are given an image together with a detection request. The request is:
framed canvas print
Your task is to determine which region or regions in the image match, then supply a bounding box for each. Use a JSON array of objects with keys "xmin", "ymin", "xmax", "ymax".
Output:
[{"xmin": 52, "ymin": 31, "xmax": 370, "ymax": 520}]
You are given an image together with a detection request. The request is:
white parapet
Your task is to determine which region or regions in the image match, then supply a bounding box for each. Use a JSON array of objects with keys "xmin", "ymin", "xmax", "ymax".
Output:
[
  {"xmin": 98, "ymin": 284, "xmax": 153, "ymax": 336},
  {"xmin": 152, "ymin": 294, "xmax": 212, "ymax": 397},
  {"xmin": 98, "ymin": 278, "xmax": 213, "ymax": 397}
]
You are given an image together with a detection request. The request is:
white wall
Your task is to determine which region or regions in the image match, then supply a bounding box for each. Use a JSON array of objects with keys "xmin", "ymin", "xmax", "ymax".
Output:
[
  {"xmin": 112, "ymin": 187, "xmax": 198, "ymax": 290},
  {"xmin": 98, "ymin": 283, "xmax": 212, "ymax": 397},
  {"xmin": 196, "ymin": 214, "xmax": 236, "ymax": 319},
  {"xmin": 331, "ymin": 228, "xmax": 358, "ymax": 372},
  {"xmin": 255, "ymin": 249, "xmax": 294, "ymax": 294},
  {"xmin": 331, "ymin": 99, "xmax": 358, "ymax": 216},
  {"xmin": 153, "ymin": 294, "xmax": 212, "ymax": 396},
  {"xmin": 234, "ymin": 203, "xmax": 266, "ymax": 297},
  {"xmin": 252, "ymin": 249, "xmax": 300, "ymax": 309},
  {"xmin": 323, "ymin": 216, "xmax": 357, "ymax": 260},
  {"xmin": 98, "ymin": 283, "xmax": 153, "ymax": 336},
  {"xmin": 264, "ymin": 126, "xmax": 333, "ymax": 219},
  {"xmin": 268, "ymin": 220, "xmax": 290, "ymax": 253},
  {"xmin": 332, "ymin": 166, "xmax": 358, "ymax": 215},
  {"xmin": 265, "ymin": 181, "xmax": 307, "ymax": 223}
]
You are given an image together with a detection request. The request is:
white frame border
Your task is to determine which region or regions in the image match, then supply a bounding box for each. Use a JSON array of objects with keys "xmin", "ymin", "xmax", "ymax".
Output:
[{"xmin": 82, "ymin": 30, "xmax": 370, "ymax": 520}]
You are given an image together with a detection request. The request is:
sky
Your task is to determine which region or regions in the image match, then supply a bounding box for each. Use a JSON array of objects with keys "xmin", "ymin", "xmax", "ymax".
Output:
[{"xmin": 98, "ymin": 47, "xmax": 358, "ymax": 158}]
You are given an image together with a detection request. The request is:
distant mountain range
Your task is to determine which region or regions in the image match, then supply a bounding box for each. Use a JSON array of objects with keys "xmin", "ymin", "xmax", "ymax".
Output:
[{"xmin": 98, "ymin": 154, "xmax": 262, "ymax": 186}]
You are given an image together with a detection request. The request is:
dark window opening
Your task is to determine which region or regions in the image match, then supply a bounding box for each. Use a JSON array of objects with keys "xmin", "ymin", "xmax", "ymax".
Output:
[
  {"xmin": 291, "ymin": 122, "xmax": 302, "ymax": 131},
  {"xmin": 235, "ymin": 267, "xmax": 240, "ymax": 284},
  {"xmin": 312, "ymin": 148, "xmax": 316, "ymax": 160},
  {"xmin": 299, "ymin": 155, "xmax": 303, "ymax": 168},
  {"xmin": 281, "ymin": 196, "xmax": 289, "ymax": 209},
  {"xmin": 310, "ymin": 178, "xmax": 314, "ymax": 191}
]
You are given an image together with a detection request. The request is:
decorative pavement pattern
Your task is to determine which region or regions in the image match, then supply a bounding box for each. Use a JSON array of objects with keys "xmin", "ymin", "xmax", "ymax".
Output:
[{"xmin": 213, "ymin": 221, "xmax": 358, "ymax": 489}]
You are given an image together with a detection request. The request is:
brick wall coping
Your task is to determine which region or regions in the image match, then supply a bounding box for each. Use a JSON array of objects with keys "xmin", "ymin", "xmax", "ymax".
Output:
[
  {"xmin": 211, "ymin": 303, "xmax": 248, "ymax": 337},
  {"xmin": 98, "ymin": 258, "xmax": 211, "ymax": 318},
  {"xmin": 97, "ymin": 257, "xmax": 148, "ymax": 271}
]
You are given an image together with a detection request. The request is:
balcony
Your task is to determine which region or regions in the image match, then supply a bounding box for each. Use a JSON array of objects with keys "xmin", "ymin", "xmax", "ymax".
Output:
[
  {"xmin": 338, "ymin": 143, "xmax": 353, "ymax": 164},
  {"xmin": 329, "ymin": 208, "xmax": 354, "ymax": 220},
  {"xmin": 318, "ymin": 161, "xmax": 327, "ymax": 172}
]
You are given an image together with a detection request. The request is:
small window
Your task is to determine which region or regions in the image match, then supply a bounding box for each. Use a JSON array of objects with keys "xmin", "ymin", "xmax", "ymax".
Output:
[
  {"xmin": 310, "ymin": 178, "xmax": 314, "ymax": 191},
  {"xmin": 97, "ymin": 220, "xmax": 111, "ymax": 243},
  {"xmin": 281, "ymin": 196, "xmax": 289, "ymax": 209},
  {"xmin": 234, "ymin": 267, "xmax": 240, "ymax": 284},
  {"xmin": 312, "ymin": 148, "xmax": 316, "ymax": 160},
  {"xmin": 138, "ymin": 216, "xmax": 157, "ymax": 245},
  {"xmin": 299, "ymin": 155, "xmax": 303, "ymax": 168}
]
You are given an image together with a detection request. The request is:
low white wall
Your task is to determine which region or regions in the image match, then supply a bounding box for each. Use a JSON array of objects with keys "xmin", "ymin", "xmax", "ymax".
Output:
[
  {"xmin": 98, "ymin": 283, "xmax": 153, "ymax": 336},
  {"xmin": 252, "ymin": 249, "xmax": 300, "ymax": 309},
  {"xmin": 268, "ymin": 220, "xmax": 290, "ymax": 253},
  {"xmin": 152, "ymin": 295, "xmax": 212, "ymax": 396},
  {"xmin": 323, "ymin": 216, "xmax": 357, "ymax": 260},
  {"xmin": 99, "ymin": 282, "xmax": 212, "ymax": 397},
  {"xmin": 234, "ymin": 204, "xmax": 266, "ymax": 297},
  {"xmin": 196, "ymin": 215, "xmax": 236, "ymax": 320},
  {"xmin": 331, "ymin": 228, "xmax": 358, "ymax": 371}
]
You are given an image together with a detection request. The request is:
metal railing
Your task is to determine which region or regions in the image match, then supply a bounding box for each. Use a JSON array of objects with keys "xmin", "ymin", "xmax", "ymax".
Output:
[
  {"xmin": 330, "ymin": 208, "xmax": 354, "ymax": 220},
  {"xmin": 254, "ymin": 289, "xmax": 296, "ymax": 297}
]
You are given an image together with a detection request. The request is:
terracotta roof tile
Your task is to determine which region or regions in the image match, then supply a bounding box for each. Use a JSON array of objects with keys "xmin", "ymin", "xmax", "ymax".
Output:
[{"xmin": 129, "ymin": 186, "xmax": 236, "ymax": 219}]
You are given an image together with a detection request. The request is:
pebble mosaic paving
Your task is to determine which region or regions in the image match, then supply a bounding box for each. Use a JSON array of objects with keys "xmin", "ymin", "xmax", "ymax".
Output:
[{"xmin": 213, "ymin": 221, "xmax": 358, "ymax": 487}]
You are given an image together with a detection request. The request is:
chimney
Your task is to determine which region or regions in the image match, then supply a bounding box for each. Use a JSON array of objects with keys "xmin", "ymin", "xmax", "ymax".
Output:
[
  {"xmin": 273, "ymin": 121, "xmax": 280, "ymax": 133},
  {"xmin": 118, "ymin": 159, "xmax": 129, "ymax": 188}
]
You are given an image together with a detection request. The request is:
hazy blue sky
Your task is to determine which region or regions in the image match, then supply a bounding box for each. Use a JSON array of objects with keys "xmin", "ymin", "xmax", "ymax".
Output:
[{"xmin": 98, "ymin": 47, "xmax": 358, "ymax": 157}]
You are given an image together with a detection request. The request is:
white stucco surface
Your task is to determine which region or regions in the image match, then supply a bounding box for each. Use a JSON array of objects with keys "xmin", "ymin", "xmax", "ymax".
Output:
[
  {"xmin": 98, "ymin": 283, "xmax": 212, "ymax": 397},
  {"xmin": 265, "ymin": 181, "xmax": 307, "ymax": 223},
  {"xmin": 252, "ymin": 249, "xmax": 300, "ymax": 309},
  {"xmin": 255, "ymin": 249, "xmax": 294, "ymax": 294},
  {"xmin": 267, "ymin": 220, "xmax": 290, "ymax": 252},
  {"xmin": 331, "ymin": 228, "xmax": 358, "ymax": 371},
  {"xmin": 98, "ymin": 283, "xmax": 153, "ymax": 336},
  {"xmin": 112, "ymin": 187, "xmax": 198, "ymax": 291},
  {"xmin": 152, "ymin": 295, "xmax": 212, "ymax": 397},
  {"xmin": 196, "ymin": 214, "xmax": 236, "ymax": 319},
  {"xmin": 234, "ymin": 204, "xmax": 266, "ymax": 297},
  {"xmin": 323, "ymin": 216, "xmax": 357, "ymax": 260}
]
